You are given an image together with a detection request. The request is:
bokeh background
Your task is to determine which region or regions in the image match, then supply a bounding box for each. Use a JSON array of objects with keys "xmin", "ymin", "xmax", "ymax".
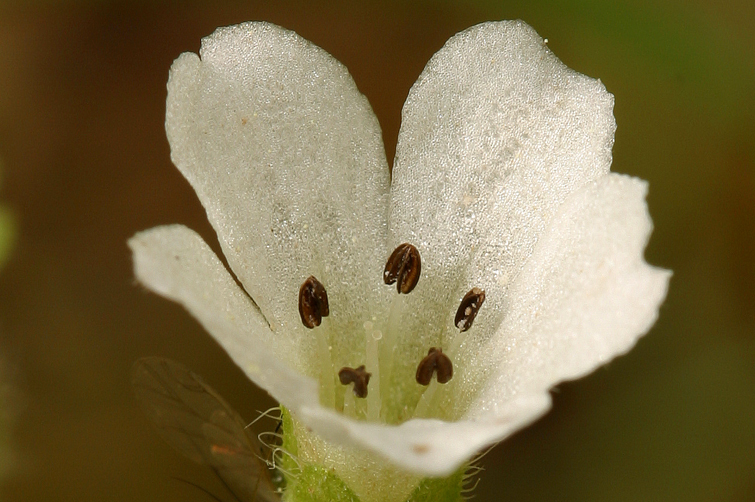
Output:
[{"xmin": 0, "ymin": 1, "xmax": 753, "ymax": 500}]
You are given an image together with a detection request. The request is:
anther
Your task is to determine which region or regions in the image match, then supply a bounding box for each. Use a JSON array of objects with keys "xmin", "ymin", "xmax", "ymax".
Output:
[
  {"xmin": 383, "ymin": 243, "xmax": 421, "ymax": 294},
  {"xmin": 298, "ymin": 276, "xmax": 329, "ymax": 329},
  {"xmin": 454, "ymin": 287, "xmax": 485, "ymax": 332},
  {"xmin": 338, "ymin": 365, "xmax": 371, "ymax": 398},
  {"xmin": 415, "ymin": 348, "xmax": 453, "ymax": 386}
]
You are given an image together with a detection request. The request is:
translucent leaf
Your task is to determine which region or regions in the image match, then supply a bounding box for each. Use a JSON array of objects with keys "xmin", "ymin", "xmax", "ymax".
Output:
[{"xmin": 132, "ymin": 357, "xmax": 280, "ymax": 502}]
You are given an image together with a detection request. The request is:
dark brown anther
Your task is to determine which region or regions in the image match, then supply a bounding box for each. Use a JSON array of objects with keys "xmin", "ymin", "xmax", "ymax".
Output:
[
  {"xmin": 454, "ymin": 287, "xmax": 486, "ymax": 332},
  {"xmin": 338, "ymin": 365, "xmax": 372, "ymax": 398},
  {"xmin": 298, "ymin": 276, "xmax": 329, "ymax": 329},
  {"xmin": 415, "ymin": 347, "xmax": 453, "ymax": 386},
  {"xmin": 383, "ymin": 243, "xmax": 421, "ymax": 294}
]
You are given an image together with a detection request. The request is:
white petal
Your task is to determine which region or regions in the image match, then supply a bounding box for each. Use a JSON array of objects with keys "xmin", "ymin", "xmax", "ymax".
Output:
[
  {"xmin": 465, "ymin": 174, "xmax": 671, "ymax": 418},
  {"xmin": 129, "ymin": 225, "xmax": 319, "ymax": 409},
  {"xmin": 165, "ymin": 22, "xmax": 391, "ymax": 369},
  {"xmin": 385, "ymin": 20, "xmax": 617, "ymax": 418},
  {"xmin": 299, "ymin": 393, "xmax": 550, "ymax": 477}
]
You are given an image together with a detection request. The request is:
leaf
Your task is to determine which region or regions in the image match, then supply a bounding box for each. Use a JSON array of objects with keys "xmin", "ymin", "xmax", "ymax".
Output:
[{"xmin": 132, "ymin": 357, "xmax": 280, "ymax": 502}]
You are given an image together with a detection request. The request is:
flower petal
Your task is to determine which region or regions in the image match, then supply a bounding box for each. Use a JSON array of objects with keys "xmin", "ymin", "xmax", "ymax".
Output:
[
  {"xmin": 165, "ymin": 22, "xmax": 391, "ymax": 370},
  {"xmin": 385, "ymin": 20, "xmax": 617, "ymax": 419},
  {"xmin": 129, "ymin": 225, "xmax": 319, "ymax": 408},
  {"xmin": 460, "ymin": 174, "xmax": 671, "ymax": 418},
  {"xmin": 298, "ymin": 393, "xmax": 550, "ymax": 477}
]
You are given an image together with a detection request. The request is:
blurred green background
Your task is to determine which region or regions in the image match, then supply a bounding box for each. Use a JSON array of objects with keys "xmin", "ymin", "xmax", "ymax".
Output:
[{"xmin": 0, "ymin": 1, "xmax": 753, "ymax": 500}]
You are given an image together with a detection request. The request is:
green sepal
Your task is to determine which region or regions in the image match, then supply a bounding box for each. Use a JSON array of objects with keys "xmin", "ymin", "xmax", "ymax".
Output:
[
  {"xmin": 280, "ymin": 406, "xmax": 359, "ymax": 501},
  {"xmin": 404, "ymin": 464, "xmax": 467, "ymax": 502},
  {"xmin": 283, "ymin": 463, "xmax": 361, "ymax": 502}
]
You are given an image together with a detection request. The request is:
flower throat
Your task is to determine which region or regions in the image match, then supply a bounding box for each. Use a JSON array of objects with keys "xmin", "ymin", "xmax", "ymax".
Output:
[{"xmin": 297, "ymin": 243, "xmax": 485, "ymax": 424}]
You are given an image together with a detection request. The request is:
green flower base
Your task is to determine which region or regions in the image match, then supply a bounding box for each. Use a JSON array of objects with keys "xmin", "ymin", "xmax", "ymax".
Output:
[{"xmin": 279, "ymin": 407, "xmax": 467, "ymax": 502}]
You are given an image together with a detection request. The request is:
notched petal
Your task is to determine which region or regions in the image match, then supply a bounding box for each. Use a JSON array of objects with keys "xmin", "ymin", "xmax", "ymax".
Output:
[
  {"xmin": 389, "ymin": 20, "xmax": 618, "ymax": 357},
  {"xmin": 128, "ymin": 225, "xmax": 320, "ymax": 412},
  {"xmin": 297, "ymin": 393, "xmax": 552, "ymax": 476},
  {"xmin": 166, "ymin": 22, "xmax": 390, "ymax": 338},
  {"xmin": 464, "ymin": 175, "xmax": 671, "ymax": 419}
]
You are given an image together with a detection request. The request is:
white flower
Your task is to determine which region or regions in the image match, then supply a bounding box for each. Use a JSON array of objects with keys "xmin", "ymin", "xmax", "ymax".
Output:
[{"xmin": 129, "ymin": 20, "xmax": 670, "ymax": 500}]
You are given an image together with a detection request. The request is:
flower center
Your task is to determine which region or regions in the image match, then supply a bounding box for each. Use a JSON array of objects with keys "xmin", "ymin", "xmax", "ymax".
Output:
[{"xmin": 297, "ymin": 243, "xmax": 486, "ymax": 424}]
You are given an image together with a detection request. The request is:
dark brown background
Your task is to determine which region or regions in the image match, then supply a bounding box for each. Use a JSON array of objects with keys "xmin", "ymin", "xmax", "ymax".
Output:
[{"xmin": 0, "ymin": 1, "xmax": 753, "ymax": 500}]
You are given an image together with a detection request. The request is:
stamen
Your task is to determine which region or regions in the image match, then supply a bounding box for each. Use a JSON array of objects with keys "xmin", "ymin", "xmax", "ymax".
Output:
[
  {"xmin": 454, "ymin": 287, "xmax": 485, "ymax": 332},
  {"xmin": 298, "ymin": 276, "xmax": 329, "ymax": 329},
  {"xmin": 364, "ymin": 321, "xmax": 382, "ymax": 421},
  {"xmin": 383, "ymin": 243, "xmax": 421, "ymax": 294},
  {"xmin": 338, "ymin": 365, "xmax": 372, "ymax": 398},
  {"xmin": 415, "ymin": 347, "xmax": 453, "ymax": 385}
]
